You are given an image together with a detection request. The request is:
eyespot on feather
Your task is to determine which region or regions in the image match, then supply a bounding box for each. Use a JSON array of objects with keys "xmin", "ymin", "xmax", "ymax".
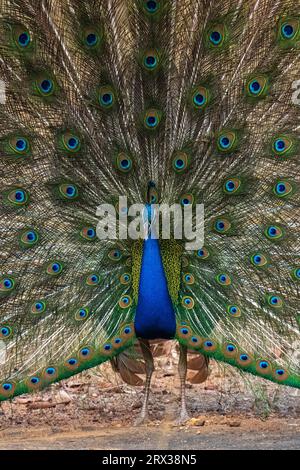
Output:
[
  {"xmin": 19, "ymin": 229, "xmax": 40, "ymax": 248},
  {"xmin": 216, "ymin": 273, "xmax": 232, "ymax": 286},
  {"xmin": 196, "ymin": 247, "xmax": 210, "ymax": 260},
  {"xmin": 119, "ymin": 295, "xmax": 133, "ymax": 309},
  {"xmin": 256, "ymin": 359, "xmax": 272, "ymax": 375},
  {"xmin": 46, "ymin": 261, "xmax": 63, "ymax": 276},
  {"xmin": 250, "ymin": 253, "xmax": 269, "ymax": 268},
  {"xmin": 143, "ymin": 108, "xmax": 162, "ymax": 131},
  {"xmin": 216, "ymin": 130, "xmax": 239, "ymax": 154},
  {"xmin": 277, "ymin": 16, "xmax": 300, "ymax": 48},
  {"xmin": 7, "ymin": 188, "xmax": 30, "ymax": 206},
  {"xmin": 115, "ymin": 152, "xmax": 133, "ymax": 173},
  {"xmin": 0, "ymin": 277, "xmax": 16, "ymax": 295}
]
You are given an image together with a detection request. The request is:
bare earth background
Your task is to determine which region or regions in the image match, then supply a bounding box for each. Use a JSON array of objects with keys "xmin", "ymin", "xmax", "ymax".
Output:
[{"xmin": 0, "ymin": 343, "xmax": 299, "ymax": 450}]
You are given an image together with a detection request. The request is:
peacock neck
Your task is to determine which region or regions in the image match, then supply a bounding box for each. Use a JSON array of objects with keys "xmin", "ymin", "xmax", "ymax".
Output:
[{"xmin": 134, "ymin": 236, "xmax": 176, "ymax": 340}]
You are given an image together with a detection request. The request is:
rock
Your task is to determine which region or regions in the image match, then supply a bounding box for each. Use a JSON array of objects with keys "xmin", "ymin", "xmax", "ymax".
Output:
[
  {"xmin": 188, "ymin": 417, "xmax": 206, "ymax": 427},
  {"xmin": 228, "ymin": 420, "xmax": 241, "ymax": 427}
]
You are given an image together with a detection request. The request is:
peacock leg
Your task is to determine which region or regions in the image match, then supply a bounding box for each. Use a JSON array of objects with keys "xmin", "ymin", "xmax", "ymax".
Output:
[
  {"xmin": 134, "ymin": 339, "xmax": 154, "ymax": 426},
  {"xmin": 176, "ymin": 343, "xmax": 190, "ymax": 425}
]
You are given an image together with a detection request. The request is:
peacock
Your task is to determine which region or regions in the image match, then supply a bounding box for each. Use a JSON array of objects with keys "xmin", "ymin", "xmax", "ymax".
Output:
[{"xmin": 0, "ymin": 0, "xmax": 299, "ymax": 426}]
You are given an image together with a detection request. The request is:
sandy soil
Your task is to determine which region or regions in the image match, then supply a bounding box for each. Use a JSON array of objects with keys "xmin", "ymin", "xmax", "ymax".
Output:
[{"xmin": 0, "ymin": 354, "xmax": 299, "ymax": 450}]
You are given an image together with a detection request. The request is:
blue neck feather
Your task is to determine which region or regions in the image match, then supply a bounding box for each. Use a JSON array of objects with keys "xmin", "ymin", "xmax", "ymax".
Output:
[{"xmin": 134, "ymin": 237, "xmax": 176, "ymax": 340}]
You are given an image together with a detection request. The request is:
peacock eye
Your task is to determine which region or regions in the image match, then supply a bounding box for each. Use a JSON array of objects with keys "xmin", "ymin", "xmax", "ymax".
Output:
[
  {"xmin": 196, "ymin": 247, "xmax": 210, "ymax": 260},
  {"xmin": 267, "ymin": 294, "xmax": 283, "ymax": 308},
  {"xmin": 37, "ymin": 78, "xmax": 54, "ymax": 96},
  {"xmin": 216, "ymin": 273, "xmax": 231, "ymax": 286},
  {"xmin": 45, "ymin": 367, "xmax": 56, "ymax": 376},
  {"xmin": 256, "ymin": 360, "xmax": 271, "ymax": 374},
  {"xmin": 18, "ymin": 32, "xmax": 30, "ymax": 47},
  {"xmin": 278, "ymin": 17, "xmax": 300, "ymax": 44},
  {"xmin": 82, "ymin": 25, "xmax": 103, "ymax": 50},
  {"xmin": 142, "ymin": 49, "xmax": 160, "ymax": 71},
  {"xmin": 7, "ymin": 188, "xmax": 30, "ymax": 206},
  {"xmin": 249, "ymin": 80, "xmax": 261, "ymax": 94},
  {"xmin": 223, "ymin": 177, "xmax": 241, "ymax": 194},
  {"xmin": 85, "ymin": 273, "xmax": 100, "ymax": 286},
  {"xmin": 183, "ymin": 273, "xmax": 195, "ymax": 285},
  {"xmin": 68, "ymin": 358, "xmax": 77, "ymax": 366},
  {"xmin": 101, "ymin": 93, "xmax": 112, "ymax": 105},
  {"xmin": 213, "ymin": 217, "xmax": 231, "ymax": 234},
  {"xmin": 291, "ymin": 267, "xmax": 300, "ymax": 281},
  {"xmin": 0, "ymin": 277, "xmax": 16, "ymax": 294},
  {"xmin": 203, "ymin": 340, "xmax": 217, "ymax": 351},
  {"xmin": 250, "ymin": 253, "xmax": 269, "ymax": 268},
  {"xmin": 180, "ymin": 193, "xmax": 194, "ymax": 207},
  {"xmin": 10, "ymin": 137, "xmax": 29, "ymax": 154},
  {"xmin": 75, "ymin": 307, "xmax": 90, "ymax": 321},
  {"xmin": 216, "ymin": 130, "xmax": 238, "ymax": 153},
  {"xmin": 80, "ymin": 226, "xmax": 97, "ymax": 241},
  {"xmin": 227, "ymin": 305, "xmax": 241, "ymax": 317},
  {"xmin": 178, "ymin": 324, "xmax": 192, "ymax": 340},
  {"xmin": 119, "ymin": 295, "xmax": 133, "ymax": 308},
  {"xmin": 271, "ymin": 135, "xmax": 296, "ymax": 158},
  {"xmin": 115, "ymin": 152, "xmax": 133, "ymax": 173},
  {"xmin": 273, "ymin": 368, "xmax": 288, "ymax": 381},
  {"xmin": 282, "ymin": 23, "xmax": 294, "ymax": 38},
  {"xmin": 143, "ymin": 109, "xmax": 162, "ymax": 130},
  {"xmin": 86, "ymin": 32, "xmax": 99, "ymax": 47},
  {"xmin": 181, "ymin": 296, "xmax": 194, "ymax": 309},
  {"xmin": 98, "ymin": 86, "xmax": 115, "ymax": 109},
  {"xmin": 274, "ymin": 139, "xmax": 286, "ymax": 153},
  {"xmin": 2, "ymin": 383, "xmax": 14, "ymax": 393},
  {"xmin": 206, "ymin": 24, "xmax": 227, "ymax": 48},
  {"xmin": 172, "ymin": 151, "xmax": 189, "ymax": 173},
  {"xmin": 20, "ymin": 229, "xmax": 39, "ymax": 248},
  {"xmin": 30, "ymin": 377, "xmax": 40, "ymax": 384},
  {"xmin": 273, "ymin": 180, "xmax": 293, "ymax": 198},
  {"xmin": 190, "ymin": 336, "xmax": 199, "ymax": 344},
  {"xmin": 46, "ymin": 261, "xmax": 63, "ymax": 276},
  {"xmin": 191, "ymin": 85, "xmax": 211, "ymax": 110},
  {"xmin": 264, "ymin": 225, "xmax": 284, "ymax": 241},
  {"xmin": 61, "ymin": 132, "xmax": 81, "ymax": 154},
  {"xmin": 12, "ymin": 24, "xmax": 33, "ymax": 50},
  {"xmin": 245, "ymin": 74, "xmax": 269, "ymax": 99},
  {"xmin": 144, "ymin": 0, "xmax": 160, "ymax": 14},
  {"xmin": 31, "ymin": 300, "xmax": 46, "ymax": 314},
  {"xmin": 120, "ymin": 273, "xmax": 131, "ymax": 285},
  {"xmin": 109, "ymin": 249, "xmax": 122, "ymax": 261},
  {"xmin": 0, "ymin": 326, "xmax": 13, "ymax": 339},
  {"xmin": 79, "ymin": 347, "xmax": 93, "ymax": 360},
  {"xmin": 58, "ymin": 183, "xmax": 79, "ymax": 200},
  {"xmin": 236, "ymin": 353, "xmax": 254, "ymax": 367}
]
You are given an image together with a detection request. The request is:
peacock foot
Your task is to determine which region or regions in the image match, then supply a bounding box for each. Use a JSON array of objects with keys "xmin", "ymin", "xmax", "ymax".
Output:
[
  {"xmin": 174, "ymin": 410, "xmax": 190, "ymax": 426},
  {"xmin": 133, "ymin": 413, "xmax": 150, "ymax": 426}
]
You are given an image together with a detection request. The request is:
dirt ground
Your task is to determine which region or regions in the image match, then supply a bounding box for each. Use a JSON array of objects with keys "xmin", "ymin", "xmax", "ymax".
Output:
[{"xmin": 0, "ymin": 351, "xmax": 299, "ymax": 450}]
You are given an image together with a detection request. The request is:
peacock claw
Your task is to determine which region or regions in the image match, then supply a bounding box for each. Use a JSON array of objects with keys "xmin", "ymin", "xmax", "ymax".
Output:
[
  {"xmin": 133, "ymin": 414, "xmax": 150, "ymax": 426},
  {"xmin": 175, "ymin": 411, "xmax": 190, "ymax": 426}
]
